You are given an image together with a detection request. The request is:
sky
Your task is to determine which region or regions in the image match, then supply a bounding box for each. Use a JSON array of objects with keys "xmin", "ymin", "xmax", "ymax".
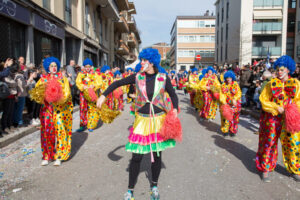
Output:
[{"xmin": 133, "ymin": 0, "xmax": 216, "ymax": 49}]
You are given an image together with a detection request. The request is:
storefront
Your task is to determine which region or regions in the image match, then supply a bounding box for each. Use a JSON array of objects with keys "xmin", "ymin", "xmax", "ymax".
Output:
[
  {"xmin": 33, "ymin": 13, "xmax": 65, "ymax": 67},
  {"xmin": 0, "ymin": 0, "xmax": 30, "ymax": 61}
]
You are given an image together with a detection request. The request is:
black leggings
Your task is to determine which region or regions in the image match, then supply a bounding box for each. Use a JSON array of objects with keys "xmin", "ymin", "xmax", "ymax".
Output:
[
  {"xmin": 1, "ymin": 98, "xmax": 15, "ymax": 130},
  {"xmin": 128, "ymin": 152, "xmax": 162, "ymax": 189}
]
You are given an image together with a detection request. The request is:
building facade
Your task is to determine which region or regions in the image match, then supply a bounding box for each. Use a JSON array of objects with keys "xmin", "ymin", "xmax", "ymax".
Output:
[
  {"xmin": 215, "ymin": 0, "xmax": 288, "ymax": 66},
  {"xmin": 0, "ymin": 0, "xmax": 141, "ymax": 71},
  {"xmin": 145, "ymin": 42, "xmax": 171, "ymax": 61},
  {"xmin": 170, "ymin": 16, "xmax": 216, "ymax": 72}
]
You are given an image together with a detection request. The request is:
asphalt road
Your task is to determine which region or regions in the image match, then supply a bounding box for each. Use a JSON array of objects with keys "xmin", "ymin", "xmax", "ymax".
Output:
[{"xmin": 1, "ymin": 90, "xmax": 300, "ymax": 200}]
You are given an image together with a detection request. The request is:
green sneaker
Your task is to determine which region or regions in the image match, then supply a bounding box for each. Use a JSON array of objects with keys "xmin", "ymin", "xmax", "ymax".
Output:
[
  {"xmin": 150, "ymin": 187, "xmax": 160, "ymax": 200},
  {"xmin": 76, "ymin": 126, "xmax": 86, "ymax": 132}
]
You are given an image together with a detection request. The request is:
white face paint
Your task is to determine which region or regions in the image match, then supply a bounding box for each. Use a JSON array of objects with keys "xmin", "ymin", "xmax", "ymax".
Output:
[
  {"xmin": 142, "ymin": 63, "xmax": 149, "ymax": 72},
  {"xmin": 279, "ymin": 71, "xmax": 288, "ymax": 79}
]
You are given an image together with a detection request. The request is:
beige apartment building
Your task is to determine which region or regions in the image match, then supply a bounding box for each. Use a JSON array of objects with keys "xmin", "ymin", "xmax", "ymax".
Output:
[
  {"xmin": 215, "ymin": 0, "xmax": 289, "ymax": 66},
  {"xmin": 170, "ymin": 15, "xmax": 216, "ymax": 72},
  {"xmin": 0, "ymin": 0, "xmax": 141, "ymax": 70}
]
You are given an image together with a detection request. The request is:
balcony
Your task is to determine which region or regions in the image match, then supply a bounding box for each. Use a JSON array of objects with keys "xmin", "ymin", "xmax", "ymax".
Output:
[
  {"xmin": 117, "ymin": 40, "xmax": 130, "ymax": 55},
  {"xmin": 128, "ymin": 16, "xmax": 137, "ymax": 32},
  {"xmin": 253, "ymin": 0, "xmax": 283, "ymax": 8},
  {"xmin": 127, "ymin": 53, "xmax": 137, "ymax": 61},
  {"xmin": 253, "ymin": 22, "xmax": 282, "ymax": 34},
  {"xmin": 252, "ymin": 47, "xmax": 281, "ymax": 57},
  {"xmin": 128, "ymin": 2, "xmax": 137, "ymax": 14},
  {"xmin": 115, "ymin": 0, "xmax": 129, "ymax": 11},
  {"xmin": 115, "ymin": 11, "xmax": 129, "ymax": 33},
  {"xmin": 97, "ymin": 0, "xmax": 119, "ymax": 19},
  {"xmin": 128, "ymin": 33, "xmax": 137, "ymax": 48}
]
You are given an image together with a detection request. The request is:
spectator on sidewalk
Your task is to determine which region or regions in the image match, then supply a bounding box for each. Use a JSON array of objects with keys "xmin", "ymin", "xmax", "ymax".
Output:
[
  {"xmin": 27, "ymin": 69, "xmax": 41, "ymax": 126},
  {"xmin": 66, "ymin": 60, "xmax": 78, "ymax": 105},
  {"xmin": 253, "ymin": 80, "xmax": 261, "ymax": 110},
  {"xmin": 18, "ymin": 56, "xmax": 26, "ymax": 71},
  {"xmin": 240, "ymin": 65, "xmax": 252, "ymax": 107}
]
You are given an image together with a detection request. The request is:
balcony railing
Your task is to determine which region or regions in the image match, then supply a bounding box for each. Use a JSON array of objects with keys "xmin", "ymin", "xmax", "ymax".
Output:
[
  {"xmin": 253, "ymin": 22, "xmax": 282, "ymax": 32},
  {"xmin": 253, "ymin": 0, "xmax": 283, "ymax": 7},
  {"xmin": 252, "ymin": 47, "xmax": 281, "ymax": 56}
]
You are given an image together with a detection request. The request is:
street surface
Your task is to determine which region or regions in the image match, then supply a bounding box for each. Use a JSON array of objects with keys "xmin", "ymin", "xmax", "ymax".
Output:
[{"xmin": 1, "ymin": 91, "xmax": 300, "ymax": 200}]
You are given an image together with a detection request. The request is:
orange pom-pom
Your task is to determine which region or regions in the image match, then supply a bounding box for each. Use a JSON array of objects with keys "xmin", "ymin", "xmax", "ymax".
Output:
[
  {"xmin": 285, "ymin": 103, "xmax": 300, "ymax": 134},
  {"xmin": 160, "ymin": 110, "xmax": 182, "ymax": 142},
  {"xmin": 88, "ymin": 88, "xmax": 98, "ymax": 102},
  {"xmin": 113, "ymin": 87, "xmax": 123, "ymax": 99},
  {"xmin": 45, "ymin": 79, "xmax": 63, "ymax": 103},
  {"xmin": 221, "ymin": 104, "xmax": 233, "ymax": 121},
  {"xmin": 213, "ymin": 92, "xmax": 220, "ymax": 100}
]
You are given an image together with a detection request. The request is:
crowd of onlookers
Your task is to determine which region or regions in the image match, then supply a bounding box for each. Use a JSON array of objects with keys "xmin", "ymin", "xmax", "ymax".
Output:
[{"xmin": 0, "ymin": 56, "xmax": 83, "ymax": 138}]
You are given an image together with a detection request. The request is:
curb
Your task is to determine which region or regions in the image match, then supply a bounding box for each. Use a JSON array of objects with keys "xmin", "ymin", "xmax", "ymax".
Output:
[
  {"xmin": 0, "ymin": 106, "xmax": 79, "ymax": 149},
  {"xmin": 241, "ymin": 108, "xmax": 260, "ymax": 120}
]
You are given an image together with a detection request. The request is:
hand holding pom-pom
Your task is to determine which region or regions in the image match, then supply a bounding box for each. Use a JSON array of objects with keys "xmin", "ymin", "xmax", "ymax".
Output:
[
  {"xmin": 88, "ymin": 87, "xmax": 98, "ymax": 102},
  {"xmin": 45, "ymin": 79, "xmax": 63, "ymax": 103}
]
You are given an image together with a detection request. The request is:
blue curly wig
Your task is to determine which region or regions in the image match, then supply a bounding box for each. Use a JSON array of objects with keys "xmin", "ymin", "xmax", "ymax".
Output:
[
  {"xmin": 224, "ymin": 70, "xmax": 236, "ymax": 81},
  {"xmin": 114, "ymin": 70, "xmax": 122, "ymax": 77},
  {"xmin": 139, "ymin": 48, "xmax": 161, "ymax": 67},
  {"xmin": 171, "ymin": 70, "xmax": 176, "ymax": 74},
  {"xmin": 207, "ymin": 66, "xmax": 217, "ymax": 74},
  {"xmin": 83, "ymin": 58, "xmax": 93, "ymax": 67},
  {"xmin": 199, "ymin": 74, "xmax": 204, "ymax": 80},
  {"xmin": 184, "ymin": 70, "xmax": 188, "ymax": 75},
  {"xmin": 158, "ymin": 66, "xmax": 167, "ymax": 74},
  {"xmin": 191, "ymin": 67, "xmax": 198, "ymax": 74},
  {"xmin": 201, "ymin": 68, "xmax": 207, "ymax": 76},
  {"xmin": 126, "ymin": 67, "xmax": 134, "ymax": 72},
  {"xmin": 101, "ymin": 65, "xmax": 110, "ymax": 73},
  {"xmin": 273, "ymin": 55, "xmax": 296, "ymax": 75},
  {"xmin": 43, "ymin": 57, "xmax": 61, "ymax": 73},
  {"xmin": 134, "ymin": 63, "xmax": 142, "ymax": 73}
]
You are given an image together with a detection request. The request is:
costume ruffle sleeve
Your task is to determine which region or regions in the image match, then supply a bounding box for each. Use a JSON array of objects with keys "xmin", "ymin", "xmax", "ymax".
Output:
[
  {"xmin": 294, "ymin": 79, "xmax": 300, "ymax": 109},
  {"xmin": 199, "ymin": 78, "xmax": 208, "ymax": 91},
  {"xmin": 54, "ymin": 77, "xmax": 71, "ymax": 105},
  {"xmin": 260, "ymin": 82, "xmax": 279, "ymax": 116},
  {"xmin": 29, "ymin": 78, "xmax": 45, "ymax": 104},
  {"xmin": 233, "ymin": 83, "xmax": 242, "ymax": 101},
  {"xmin": 76, "ymin": 72, "xmax": 85, "ymax": 92}
]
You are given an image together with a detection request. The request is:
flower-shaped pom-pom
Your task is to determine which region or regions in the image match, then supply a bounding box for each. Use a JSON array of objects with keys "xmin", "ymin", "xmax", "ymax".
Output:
[
  {"xmin": 45, "ymin": 79, "xmax": 63, "ymax": 103},
  {"xmin": 88, "ymin": 88, "xmax": 98, "ymax": 102}
]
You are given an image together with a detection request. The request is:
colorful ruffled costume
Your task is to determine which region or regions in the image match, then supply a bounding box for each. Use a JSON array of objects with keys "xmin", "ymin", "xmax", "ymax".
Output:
[
  {"xmin": 186, "ymin": 68, "xmax": 199, "ymax": 106},
  {"xmin": 29, "ymin": 57, "xmax": 73, "ymax": 161},
  {"xmin": 76, "ymin": 59, "xmax": 102, "ymax": 131},
  {"xmin": 198, "ymin": 67, "xmax": 221, "ymax": 120},
  {"xmin": 219, "ymin": 70, "xmax": 241, "ymax": 134},
  {"xmin": 99, "ymin": 65, "xmax": 115, "ymax": 110},
  {"xmin": 256, "ymin": 55, "xmax": 300, "ymax": 175}
]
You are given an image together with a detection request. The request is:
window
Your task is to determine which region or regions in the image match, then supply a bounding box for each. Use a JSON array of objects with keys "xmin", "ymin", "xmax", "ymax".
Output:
[
  {"xmin": 217, "ymin": 13, "xmax": 219, "ymax": 26},
  {"xmin": 225, "ymin": 43, "xmax": 228, "ymax": 60},
  {"xmin": 180, "ymin": 65, "xmax": 186, "ymax": 70},
  {"xmin": 289, "ymin": 0, "xmax": 296, "ymax": 8},
  {"xmin": 217, "ymin": 30, "xmax": 219, "ymax": 44},
  {"xmin": 178, "ymin": 35, "xmax": 215, "ymax": 43},
  {"xmin": 99, "ymin": 15, "xmax": 103, "ymax": 44},
  {"xmin": 216, "ymin": 48, "xmax": 218, "ymax": 62},
  {"xmin": 221, "ymin": 8, "xmax": 224, "ymax": 23},
  {"xmin": 65, "ymin": 0, "xmax": 72, "ymax": 25},
  {"xmin": 226, "ymin": 2, "xmax": 229, "ymax": 19},
  {"xmin": 226, "ymin": 24, "xmax": 228, "ymax": 40},
  {"xmin": 105, "ymin": 21, "xmax": 108, "ymax": 41},
  {"xmin": 43, "ymin": 0, "xmax": 51, "ymax": 10},
  {"xmin": 221, "ymin": 46, "xmax": 223, "ymax": 61},
  {"xmin": 85, "ymin": 3, "xmax": 89, "ymax": 35},
  {"xmin": 221, "ymin": 27, "xmax": 223, "ymax": 43},
  {"xmin": 177, "ymin": 20, "xmax": 215, "ymax": 28}
]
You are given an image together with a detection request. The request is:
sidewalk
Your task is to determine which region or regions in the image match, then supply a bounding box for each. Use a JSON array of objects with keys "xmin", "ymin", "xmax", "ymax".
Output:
[{"xmin": 0, "ymin": 106, "xmax": 79, "ymax": 149}]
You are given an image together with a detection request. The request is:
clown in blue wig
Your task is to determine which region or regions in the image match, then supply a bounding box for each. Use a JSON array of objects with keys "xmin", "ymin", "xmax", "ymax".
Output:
[
  {"xmin": 219, "ymin": 69, "xmax": 241, "ymax": 137},
  {"xmin": 43, "ymin": 57, "xmax": 61, "ymax": 73},
  {"xmin": 197, "ymin": 65, "xmax": 221, "ymax": 120},
  {"xmin": 76, "ymin": 59, "xmax": 103, "ymax": 133},
  {"xmin": 29, "ymin": 56, "xmax": 73, "ymax": 166},
  {"xmin": 114, "ymin": 70, "xmax": 122, "ymax": 78},
  {"xmin": 191, "ymin": 67, "xmax": 198, "ymax": 74},
  {"xmin": 139, "ymin": 48, "xmax": 161, "ymax": 70},
  {"xmin": 256, "ymin": 55, "xmax": 300, "ymax": 179},
  {"xmin": 101, "ymin": 65, "xmax": 111, "ymax": 73}
]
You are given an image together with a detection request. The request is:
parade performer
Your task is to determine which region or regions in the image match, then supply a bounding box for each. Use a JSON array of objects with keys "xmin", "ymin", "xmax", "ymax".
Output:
[
  {"xmin": 198, "ymin": 66, "xmax": 221, "ymax": 121},
  {"xmin": 99, "ymin": 65, "xmax": 114, "ymax": 109},
  {"xmin": 219, "ymin": 70, "xmax": 241, "ymax": 136},
  {"xmin": 97, "ymin": 48, "xmax": 180, "ymax": 200},
  {"xmin": 186, "ymin": 68, "xmax": 199, "ymax": 107},
  {"xmin": 256, "ymin": 55, "xmax": 300, "ymax": 182},
  {"xmin": 170, "ymin": 70, "xmax": 177, "ymax": 90},
  {"xmin": 124, "ymin": 68, "xmax": 134, "ymax": 103},
  {"xmin": 29, "ymin": 57, "xmax": 73, "ymax": 166},
  {"xmin": 193, "ymin": 68, "xmax": 207, "ymax": 112},
  {"xmin": 76, "ymin": 58, "xmax": 102, "ymax": 132},
  {"xmin": 113, "ymin": 70, "xmax": 125, "ymax": 111}
]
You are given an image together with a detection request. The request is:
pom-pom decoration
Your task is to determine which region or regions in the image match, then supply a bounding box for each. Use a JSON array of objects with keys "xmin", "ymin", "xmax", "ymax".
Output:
[
  {"xmin": 113, "ymin": 87, "xmax": 123, "ymax": 99},
  {"xmin": 285, "ymin": 103, "xmax": 300, "ymax": 134},
  {"xmin": 99, "ymin": 103, "xmax": 120, "ymax": 124},
  {"xmin": 160, "ymin": 109, "xmax": 182, "ymax": 142},
  {"xmin": 45, "ymin": 79, "xmax": 63, "ymax": 103},
  {"xmin": 221, "ymin": 104, "xmax": 233, "ymax": 121}
]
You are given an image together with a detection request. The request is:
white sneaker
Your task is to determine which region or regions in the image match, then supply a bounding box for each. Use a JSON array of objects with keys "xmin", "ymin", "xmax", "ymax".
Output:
[
  {"xmin": 35, "ymin": 118, "xmax": 41, "ymax": 125},
  {"xmin": 30, "ymin": 119, "xmax": 34, "ymax": 125},
  {"xmin": 41, "ymin": 160, "xmax": 49, "ymax": 166},
  {"xmin": 54, "ymin": 160, "xmax": 61, "ymax": 166},
  {"xmin": 32, "ymin": 119, "xmax": 38, "ymax": 126}
]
